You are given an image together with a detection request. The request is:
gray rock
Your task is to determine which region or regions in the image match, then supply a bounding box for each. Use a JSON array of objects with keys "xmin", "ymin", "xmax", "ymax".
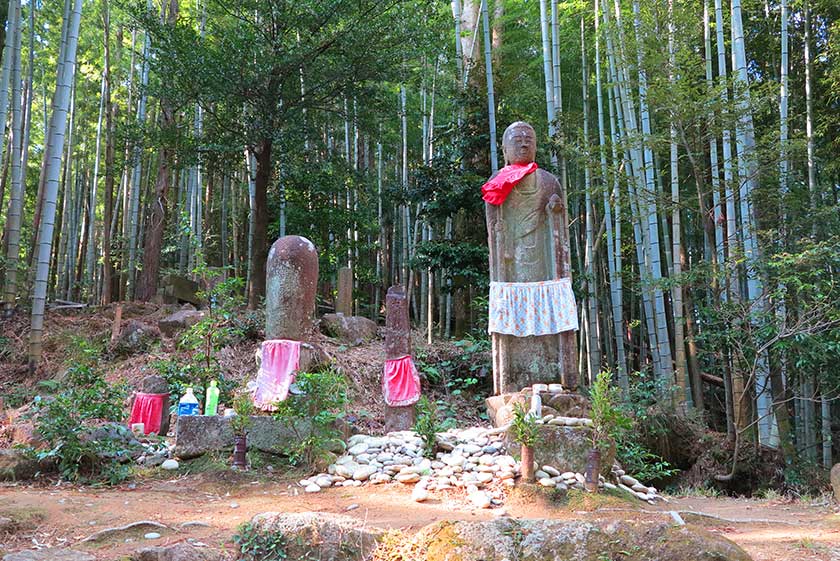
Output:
[
  {"xmin": 160, "ymin": 275, "xmax": 201, "ymax": 306},
  {"xmin": 319, "ymin": 314, "xmax": 379, "ymax": 346},
  {"xmin": 131, "ymin": 543, "xmax": 223, "ymax": 561},
  {"xmin": 2, "ymin": 550, "xmax": 95, "ymax": 561},
  {"xmin": 831, "ymin": 463, "xmax": 840, "ymax": 504},
  {"xmin": 0, "ymin": 450, "xmax": 49, "ymax": 481},
  {"xmin": 503, "ymin": 425, "xmax": 614, "ymax": 477},
  {"xmin": 81, "ymin": 521, "xmax": 169, "ymax": 543},
  {"xmin": 249, "ymin": 512, "xmax": 382, "ymax": 561},
  {"xmin": 410, "ymin": 518, "xmax": 753, "ymax": 561},
  {"xmin": 158, "ymin": 310, "xmax": 205, "ymax": 338},
  {"xmin": 173, "ymin": 415, "xmax": 306, "ymax": 459},
  {"xmin": 112, "ymin": 320, "xmax": 161, "ymax": 355}
]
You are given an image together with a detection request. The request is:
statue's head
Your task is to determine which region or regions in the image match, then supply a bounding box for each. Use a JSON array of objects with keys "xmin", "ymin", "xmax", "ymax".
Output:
[{"xmin": 502, "ymin": 121, "xmax": 537, "ymax": 166}]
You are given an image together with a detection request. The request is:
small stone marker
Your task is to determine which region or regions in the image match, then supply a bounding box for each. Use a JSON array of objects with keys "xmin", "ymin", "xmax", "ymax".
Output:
[
  {"xmin": 336, "ymin": 266, "xmax": 353, "ymax": 316},
  {"xmin": 384, "ymin": 286, "xmax": 416, "ymax": 432}
]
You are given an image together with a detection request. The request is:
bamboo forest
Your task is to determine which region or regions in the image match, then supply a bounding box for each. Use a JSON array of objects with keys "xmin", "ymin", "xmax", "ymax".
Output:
[{"xmin": 0, "ymin": 0, "xmax": 839, "ymax": 559}]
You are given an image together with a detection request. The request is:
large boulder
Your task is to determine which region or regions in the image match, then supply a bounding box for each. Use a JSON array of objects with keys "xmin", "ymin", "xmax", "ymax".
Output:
[
  {"xmin": 158, "ymin": 309, "xmax": 205, "ymax": 338},
  {"xmin": 502, "ymin": 424, "xmax": 614, "ymax": 477},
  {"xmin": 173, "ymin": 415, "xmax": 305, "ymax": 459},
  {"xmin": 319, "ymin": 313, "xmax": 378, "ymax": 346},
  {"xmin": 111, "ymin": 320, "xmax": 160, "ymax": 355},
  {"xmin": 0, "ymin": 450, "xmax": 50, "ymax": 481},
  {"xmin": 160, "ymin": 275, "xmax": 201, "ymax": 306},
  {"xmin": 831, "ymin": 463, "xmax": 840, "ymax": 504},
  {"xmin": 410, "ymin": 518, "xmax": 752, "ymax": 561},
  {"xmin": 248, "ymin": 512, "xmax": 382, "ymax": 561},
  {"xmin": 131, "ymin": 543, "xmax": 223, "ymax": 561},
  {"xmin": 243, "ymin": 513, "xmax": 752, "ymax": 561}
]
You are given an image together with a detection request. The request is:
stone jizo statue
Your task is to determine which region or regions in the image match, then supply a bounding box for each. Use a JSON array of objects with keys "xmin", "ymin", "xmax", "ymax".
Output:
[{"xmin": 483, "ymin": 121, "xmax": 578, "ymax": 394}]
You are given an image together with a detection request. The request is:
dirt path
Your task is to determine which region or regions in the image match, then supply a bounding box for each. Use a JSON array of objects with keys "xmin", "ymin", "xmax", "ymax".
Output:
[{"xmin": 2, "ymin": 474, "xmax": 838, "ymax": 560}]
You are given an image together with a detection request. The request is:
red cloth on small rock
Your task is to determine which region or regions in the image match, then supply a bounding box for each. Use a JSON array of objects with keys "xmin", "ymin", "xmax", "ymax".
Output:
[
  {"xmin": 128, "ymin": 393, "xmax": 167, "ymax": 435},
  {"xmin": 382, "ymin": 355, "xmax": 421, "ymax": 407},
  {"xmin": 481, "ymin": 162, "xmax": 539, "ymax": 205}
]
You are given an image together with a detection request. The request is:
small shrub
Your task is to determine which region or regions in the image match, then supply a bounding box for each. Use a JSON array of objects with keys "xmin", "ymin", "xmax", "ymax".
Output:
[
  {"xmin": 30, "ymin": 364, "xmax": 135, "ymax": 484},
  {"xmin": 230, "ymin": 393, "xmax": 255, "ymax": 436},
  {"xmin": 589, "ymin": 372, "xmax": 632, "ymax": 454},
  {"xmin": 233, "ymin": 521, "xmax": 287, "ymax": 560},
  {"xmin": 509, "ymin": 402, "xmax": 541, "ymax": 448},
  {"xmin": 414, "ymin": 396, "xmax": 443, "ymax": 458},
  {"xmin": 272, "ymin": 368, "xmax": 349, "ymax": 467}
]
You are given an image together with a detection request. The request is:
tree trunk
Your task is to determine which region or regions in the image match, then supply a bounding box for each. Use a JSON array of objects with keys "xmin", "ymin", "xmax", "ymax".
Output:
[
  {"xmin": 247, "ymin": 137, "xmax": 271, "ymax": 309},
  {"xmin": 29, "ymin": 0, "xmax": 82, "ymax": 369}
]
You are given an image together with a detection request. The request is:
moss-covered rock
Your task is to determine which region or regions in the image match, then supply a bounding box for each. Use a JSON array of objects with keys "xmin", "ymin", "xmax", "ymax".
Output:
[
  {"xmin": 250, "ymin": 512, "xmax": 752, "ymax": 561},
  {"xmin": 411, "ymin": 519, "xmax": 752, "ymax": 561},
  {"xmin": 248, "ymin": 512, "xmax": 383, "ymax": 561}
]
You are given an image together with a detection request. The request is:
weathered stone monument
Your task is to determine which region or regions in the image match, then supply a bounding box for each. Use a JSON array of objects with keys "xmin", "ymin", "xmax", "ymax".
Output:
[
  {"xmin": 484, "ymin": 121, "xmax": 578, "ymax": 394},
  {"xmin": 265, "ymin": 235, "xmax": 320, "ymax": 370},
  {"xmin": 266, "ymin": 236, "xmax": 319, "ymax": 341},
  {"xmin": 383, "ymin": 285, "xmax": 420, "ymax": 431},
  {"xmin": 336, "ymin": 266, "xmax": 353, "ymax": 316}
]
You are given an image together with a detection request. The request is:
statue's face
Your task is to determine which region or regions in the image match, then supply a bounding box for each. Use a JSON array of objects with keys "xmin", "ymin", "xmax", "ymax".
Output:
[{"xmin": 503, "ymin": 126, "xmax": 537, "ymax": 165}]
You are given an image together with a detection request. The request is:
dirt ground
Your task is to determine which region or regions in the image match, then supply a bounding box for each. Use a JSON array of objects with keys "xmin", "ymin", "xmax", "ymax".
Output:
[{"xmin": 1, "ymin": 471, "xmax": 838, "ymax": 560}]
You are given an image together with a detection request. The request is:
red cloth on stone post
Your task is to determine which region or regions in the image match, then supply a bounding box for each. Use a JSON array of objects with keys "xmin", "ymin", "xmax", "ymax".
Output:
[
  {"xmin": 128, "ymin": 393, "xmax": 168, "ymax": 435},
  {"xmin": 252, "ymin": 339, "xmax": 301, "ymax": 411},
  {"xmin": 382, "ymin": 355, "xmax": 421, "ymax": 407},
  {"xmin": 480, "ymin": 162, "xmax": 539, "ymax": 205}
]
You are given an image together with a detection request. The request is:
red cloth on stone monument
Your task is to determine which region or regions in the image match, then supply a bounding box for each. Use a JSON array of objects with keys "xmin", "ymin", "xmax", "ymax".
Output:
[
  {"xmin": 128, "ymin": 393, "xmax": 167, "ymax": 435},
  {"xmin": 480, "ymin": 162, "xmax": 539, "ymax": 205},
  {"xmin": 382, "ymin": 355, "xmax": 421, "ymax": 407},
  {"xmin": 253, "ymin": 339, "xmax": 301, "ymax": 411}
]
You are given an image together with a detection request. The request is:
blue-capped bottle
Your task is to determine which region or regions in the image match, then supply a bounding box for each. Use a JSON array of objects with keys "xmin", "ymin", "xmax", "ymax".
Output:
[{"xmin": 178, "ymin": 387, "xmax": 200, "ymax": 416}]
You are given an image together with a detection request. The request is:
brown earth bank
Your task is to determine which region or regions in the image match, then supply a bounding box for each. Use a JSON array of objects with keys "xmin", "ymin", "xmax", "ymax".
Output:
[{"xmin": 1, "ymin": 472, "xmax": 838, "ymax": 560}]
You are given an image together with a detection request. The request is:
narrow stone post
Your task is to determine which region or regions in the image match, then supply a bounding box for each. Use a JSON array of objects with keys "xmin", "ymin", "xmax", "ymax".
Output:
[
  {"xmin": 265, "ymin": 236, "xmax": 320, "ymax": 372},
  {"xmin": 336, "ymin": 266, "xmax": 353, "ymax": 316},
  {"xmin": 384, "ymin": 285, "xmax": 416, "ymax": 431},
  {"xmin": 265, "ymin": 236, "xmax": 319, "ymax": 341}
]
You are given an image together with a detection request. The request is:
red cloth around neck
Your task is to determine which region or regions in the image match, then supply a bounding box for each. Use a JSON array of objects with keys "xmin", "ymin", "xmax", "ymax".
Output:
[{"xmin": 481, "ymin": 162, "xmax": 538, "ymax": 205}]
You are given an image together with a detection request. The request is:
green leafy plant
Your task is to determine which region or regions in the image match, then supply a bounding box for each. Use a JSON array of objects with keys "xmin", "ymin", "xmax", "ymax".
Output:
[
  {"xmin": 230, "ymin": 393, "xmax": 255, "ymax": 436},
  {"xmin": 30, "ymin": 363, "xmax": 134, "ymax": 484},
  {"xmin": 233, "ymin": 521, "xmax": 287, "ymax": 560},
  {"xmin": 588, "ymin": 372, "xmax": 632, "ymax": 454},
  {"xmin": 414, "ymin": 396, "xmax": 443, "ymax": 458},
  {"xmin": 509, "ymin": 402, "xmax": 541, "ymax": 448},
  {"xmin": 178, "ymin": 276, "xmax": 249, "ymax": 403},
  {"xmin": 272, "ymin": 368, "xmax": 349, "ymax": 467}
]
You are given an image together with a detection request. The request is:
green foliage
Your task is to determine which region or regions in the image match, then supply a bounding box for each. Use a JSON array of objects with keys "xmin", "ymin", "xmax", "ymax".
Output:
[
  {"xmin": 30, "ymin": 363, "xmax": 134, "ymax": 484},
  {"xmin": 509, "ymin": 402, "xmax": 541, "ymax": 448},
  {"xmin": 271, "ymin": 368, "xmax": 349, "ymax": 467},
  {"xmin": 414, "ymin": 396, "xmax": 444, "ymax": 459},
  {"xmin": 233, "ymin": 521, "xmax": 287, "ymax": 561},
  {"xmin": 588, "ymin": 372, "xmax": 632, "ymax": 454},
  {"xmin": 614, "ymin": 437, "xmax": 679, "ymax": 482},
  {"xmin": 157, "ymin": 276, "xmax": 250, "ymax": 409},
  {"xmin": 416, "ymin": 336, "xmax": 491, "ymax": 396},
  {"xmin": 230, "ymin": 393, "xmax": 256, "ymax": 436}
]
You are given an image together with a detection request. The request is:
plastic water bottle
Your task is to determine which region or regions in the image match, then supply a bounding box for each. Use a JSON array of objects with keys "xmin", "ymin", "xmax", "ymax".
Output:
[
  {"xmin": 204, "ymin": 381, "xmax": 220, "ymax": 416},
  {"xmin": 178, "ymin": 387, "xmax": 199, "ymax": 416}
]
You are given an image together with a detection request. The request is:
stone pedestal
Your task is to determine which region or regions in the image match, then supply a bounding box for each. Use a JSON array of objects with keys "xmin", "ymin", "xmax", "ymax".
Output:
[
  {"xmin": 383, "ymin": 285, "xmax": 415, "ymax": 431},
  {"xmin": 336, "ymin": 266, "xmax": 353, "ymax": 316}
]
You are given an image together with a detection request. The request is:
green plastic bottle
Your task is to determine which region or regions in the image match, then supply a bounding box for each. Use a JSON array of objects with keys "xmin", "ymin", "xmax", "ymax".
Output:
[{"xmin": 204, "ymin": 380, "xmax": 220, "ymax": 416}]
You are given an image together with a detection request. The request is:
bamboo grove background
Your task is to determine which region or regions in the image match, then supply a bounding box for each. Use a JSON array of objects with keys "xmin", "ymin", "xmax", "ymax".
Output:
[{"xmin": 0, "ymin": 0, "xmax": 838, "ymax": 473}]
